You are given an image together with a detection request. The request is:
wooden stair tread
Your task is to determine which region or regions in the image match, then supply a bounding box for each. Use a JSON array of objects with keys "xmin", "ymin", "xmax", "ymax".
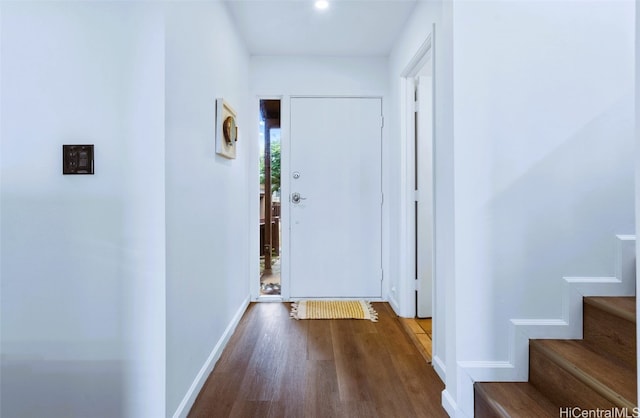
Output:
[
  {"xmin": 583, "ymin": 296, "xmax": 636, "ymax": 368},
  {"xmin": 475, "ymin": 382, "xmax": 558, "ymax": 417},
  {"xmin": 584, "ymin": 297, "xmax": 636, "ymax": 323},
  {"xmin": 531, "ymin": 339, "xmax": 637, "ymax": 408}
]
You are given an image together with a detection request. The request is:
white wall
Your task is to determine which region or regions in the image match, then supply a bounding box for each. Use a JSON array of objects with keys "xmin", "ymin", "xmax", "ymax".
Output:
[
  {"xmin": 1, "ymin": 2, "xmax": 166, "ymax": 417},
  {"xmin": 1, "ymin": 2, "xmax": 252, "ymax": 417},
  {"xmin": 251, "ymin": 56, "xmax": 389, "ymax": 97},
  {"xmin": 452, "ymin": 1, "xmax": 635, "ymax": 416},
  {"xmin": 120, "ymin": 6, "xmax": 166, "ymax": 418},
  {"xmin": 636, "ymin": 0, "xmax": 640, "ymax": 407},
  {"xmin": 249, "ymin": 56, "xmax": 390, "ymax": 300},
  {"xmin": 0, "ymin": 6, "xmax": 3, "ymax": 413},
  {"xmin": 165, "ymin": 2, "xmax": 251, "ymax": 416}
]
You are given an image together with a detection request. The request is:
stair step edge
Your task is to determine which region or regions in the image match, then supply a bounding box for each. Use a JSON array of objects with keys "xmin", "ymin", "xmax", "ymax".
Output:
[
  {"xmin": 531, "ymin": 339, "xmax": 636, "ymax": 410},
  {"xmin": 475, "ymin": 383, "xmax": 510, "ymax": 418},
  {"xmin": 475, "ymin": 382, "xmax": 559, "ymax": 418},
  {"xmin": 584, "ymin": 297, "xmax": 636, "ymax": 323}
]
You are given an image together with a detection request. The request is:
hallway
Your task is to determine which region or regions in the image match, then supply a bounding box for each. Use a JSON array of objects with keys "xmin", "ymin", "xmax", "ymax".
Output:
[{"xmin": 188, "ymin": 303, "xmax": 447, "ymax": 417}]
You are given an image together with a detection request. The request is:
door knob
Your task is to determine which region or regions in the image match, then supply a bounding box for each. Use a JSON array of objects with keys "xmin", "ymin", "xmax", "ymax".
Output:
[{"xmin": 291, "ymin": 192, "xmax": 307, "ymax": 204}]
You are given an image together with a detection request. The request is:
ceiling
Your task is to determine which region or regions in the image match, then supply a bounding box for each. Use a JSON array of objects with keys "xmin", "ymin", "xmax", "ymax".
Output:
[{"xmin": 224, "ymin": 0, "xmax": 418, "ymax": 56}]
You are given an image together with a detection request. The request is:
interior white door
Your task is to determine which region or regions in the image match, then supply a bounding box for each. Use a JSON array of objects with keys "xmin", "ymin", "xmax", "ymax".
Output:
[
  {"xmin": 416, "ymin": 75, "xmax": 434, "ymax": 317},
  {"xmin": 289, "ymin": 97, "xmax": 382, "ymax": 298}
]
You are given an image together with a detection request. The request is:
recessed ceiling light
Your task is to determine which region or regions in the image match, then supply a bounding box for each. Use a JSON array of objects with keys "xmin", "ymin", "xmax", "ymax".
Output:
[{"xmin": 314, "ymin": 0, "xmax": 329, "ymax": 11}]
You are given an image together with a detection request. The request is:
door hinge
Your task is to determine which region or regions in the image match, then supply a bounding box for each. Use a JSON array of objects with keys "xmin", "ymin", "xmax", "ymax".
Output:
[
  {"xmin": 414, "ymin": 190, "xmax": 420, "ymax": 202},
  {"xmin": 381, "ymin": 116, "xmax": 384, "ymax": 128},
  {"xmin": 381, "ymin": 193, "xmax": 384, "ymax": 205},
  {"xmin": 414, "ymin": 100, "xmax": 419, "ymax": 113},
  {"xmin": 381, "ymin": 269, "xmax": 384, "ymax": 281},
  {"xmin": 414, "ymin": 278, "xmax": 419, "ymax": 291}
]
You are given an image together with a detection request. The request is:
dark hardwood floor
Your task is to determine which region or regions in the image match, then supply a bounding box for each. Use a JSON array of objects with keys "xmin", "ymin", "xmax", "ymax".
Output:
[{"xmin": 188, "ymin": 302, "xmax": 447, "ymax": 418}]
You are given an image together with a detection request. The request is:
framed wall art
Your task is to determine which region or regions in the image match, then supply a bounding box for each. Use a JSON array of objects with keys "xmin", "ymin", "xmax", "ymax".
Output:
[{"xmin": 215, "ymin": 98, "xmax": 238, "ymax": 159}]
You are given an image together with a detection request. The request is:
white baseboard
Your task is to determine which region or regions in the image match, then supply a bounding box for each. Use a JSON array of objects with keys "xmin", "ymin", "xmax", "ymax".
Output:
[
  {"xmin": 172, "ymin": 295, "xmax": 251, "ymax": 418},
  {"xmin": 388, "ymin": 293, "xmax": 402, "ymax": 316},
  {"xmin": 432, "ymin": 354, "xmax": 446, "ymax": 383},
  {"xmin": 456, "ymin": 235, "xmax": 635, "ymax": 418},
  {"xmin": 442, "ymin": 388, "xmax": 459, "ymax": 417}
]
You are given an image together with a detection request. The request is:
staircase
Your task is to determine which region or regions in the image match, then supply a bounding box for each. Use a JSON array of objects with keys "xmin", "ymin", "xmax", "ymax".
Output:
[{"xmin": 474, "ymin": 297, "xmax": 637, "ymax": 417}]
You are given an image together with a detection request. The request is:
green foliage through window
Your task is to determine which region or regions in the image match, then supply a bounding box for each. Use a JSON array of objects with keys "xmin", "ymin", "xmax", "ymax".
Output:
[{"xmin": 260, "ymin": 141, "xmax": 280, "ymax": 194}]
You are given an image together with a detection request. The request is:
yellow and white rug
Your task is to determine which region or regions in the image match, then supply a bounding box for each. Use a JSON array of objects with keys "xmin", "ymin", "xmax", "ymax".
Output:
[{"xmin": 290, "ymin": 300, "xmax": 378, "ymax": 322}]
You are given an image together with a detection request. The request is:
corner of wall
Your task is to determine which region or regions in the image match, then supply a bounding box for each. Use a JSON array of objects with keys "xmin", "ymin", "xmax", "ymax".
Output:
[{"xmin": 171, "ymin": 295, "xmax": 250, "ymax": 418}]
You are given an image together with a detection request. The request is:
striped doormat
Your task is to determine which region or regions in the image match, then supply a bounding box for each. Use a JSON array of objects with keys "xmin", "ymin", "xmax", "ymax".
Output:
[{"xmin": 290, "ymin": 300, "xmax": 378, "ymax": 322}]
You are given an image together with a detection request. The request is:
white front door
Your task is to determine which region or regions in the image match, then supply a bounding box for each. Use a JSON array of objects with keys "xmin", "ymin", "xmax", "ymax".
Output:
[{"xmin": 289, "ymin": 97, "xmax": 382, "ymax": 298}]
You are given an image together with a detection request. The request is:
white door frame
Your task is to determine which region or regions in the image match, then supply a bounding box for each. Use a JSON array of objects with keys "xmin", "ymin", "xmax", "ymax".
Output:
[{"xmin": 398, "ymin": 28, "xmax": 437, "ymax": 323}]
